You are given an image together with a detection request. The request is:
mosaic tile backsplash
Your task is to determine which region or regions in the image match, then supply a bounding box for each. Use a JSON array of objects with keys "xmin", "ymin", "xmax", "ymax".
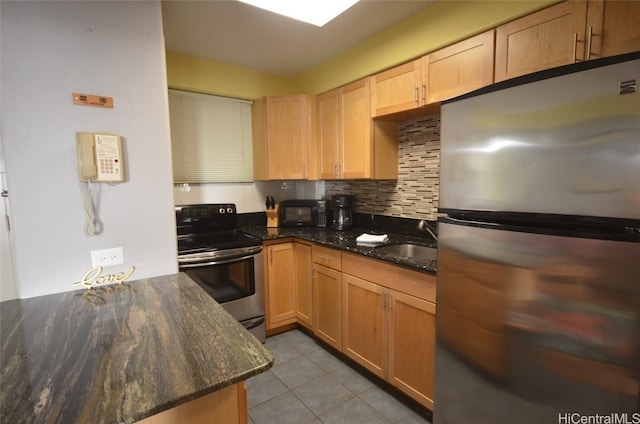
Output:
[{"xmin": 325, "ymin": 114, "xmax": 441, "ymax": 220}]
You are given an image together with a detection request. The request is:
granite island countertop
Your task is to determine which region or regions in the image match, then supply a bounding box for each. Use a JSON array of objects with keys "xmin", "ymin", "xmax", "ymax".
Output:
[
  {"xmin": 0, "ymin": 273, "xmax": 274, "ymax": 424},
  {"xmin": 240, "ymin": 224, "xmax": 437, "ymax": 274}
]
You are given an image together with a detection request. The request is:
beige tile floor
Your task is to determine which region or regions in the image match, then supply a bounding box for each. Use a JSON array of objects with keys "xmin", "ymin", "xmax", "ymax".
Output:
[{"xmin": 246, "ymin": 329, "xmax": 433, "ymax": 424}]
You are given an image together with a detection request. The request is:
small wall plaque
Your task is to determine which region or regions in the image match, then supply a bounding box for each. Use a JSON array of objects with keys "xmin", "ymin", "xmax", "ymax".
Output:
[{"xmin": 73, "ymin": 93, "xmax": 114, "ymax": 108}]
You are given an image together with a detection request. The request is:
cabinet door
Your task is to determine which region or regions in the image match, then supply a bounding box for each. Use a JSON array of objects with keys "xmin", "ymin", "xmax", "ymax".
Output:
[
  {"xmin": 316, "ymin": 89, "xmax": 341, "ymax": 179},
  {"xmin": 370, "ymin": 59, "xmax": 422, "ymax": 117},
  {"xmin": 264, "ymin": 95, "xmax": 311, "ymax": 180},
  {"xmin": 313, "ymin": 264, "xmax": 342, "ymax": 350},
  {"xmin": 388, "ymin": 290, "xmax": 435, "ymax": 410},
  {"xmin": 424, "ymin": 30, "xmax": 495, "ymax": 103},
  {"xmin": 341, "ymin": 78, "xmax": 371, "ymax": 179},
  {"xmin": 342, "ymin": 274, "xmax": 387, "ymax": 379},
  {"xmin": 586, "ymin": 0, "xmax": 640, "ymax": 60},
  {"xmin": 295, "ymin": 243, "xmax": 313, "ymax": 328},
  {"xmin": 495, "ymin": 1, "xmax": 587, "ymax": 82},
  {"xmin": 139, "ymin": 382, "xmax": 247, "ymax": 424},
  {"xmin": 266, "ymin": 243, "xmax": 297, "ymax": 328}
]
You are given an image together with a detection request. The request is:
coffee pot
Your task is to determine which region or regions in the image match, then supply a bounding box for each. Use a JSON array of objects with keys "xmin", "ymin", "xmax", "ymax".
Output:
[{"xmin": 330, "ymin": 195, "xmax": 354, "ymax": 231}]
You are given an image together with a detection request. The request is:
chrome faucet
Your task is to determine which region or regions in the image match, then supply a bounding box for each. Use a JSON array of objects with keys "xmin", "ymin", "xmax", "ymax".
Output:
[{"xmin": 417, "ymin": 220, "xmax": 437, "ymax": 240}]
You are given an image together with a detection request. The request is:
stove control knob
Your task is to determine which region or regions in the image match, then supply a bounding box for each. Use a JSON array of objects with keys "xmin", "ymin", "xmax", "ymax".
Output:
[
  {"xmin": 227, "ymin": 207, "xmax": 234, "ymax": 213},
  {"xmin": 218, "ymin": 207, "xmax": 225, "ymax": 214}
]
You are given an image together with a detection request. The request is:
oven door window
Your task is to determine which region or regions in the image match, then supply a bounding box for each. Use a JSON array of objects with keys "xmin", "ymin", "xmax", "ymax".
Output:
[{"xmin": 183, "ymin": 256, "xmax": 255, "ymax": 303}]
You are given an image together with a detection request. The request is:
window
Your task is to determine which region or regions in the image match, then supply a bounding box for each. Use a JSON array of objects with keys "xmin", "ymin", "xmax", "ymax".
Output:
[{"xmin": 168, "ymin": 89, "xmax": 253, "ymax": 183}]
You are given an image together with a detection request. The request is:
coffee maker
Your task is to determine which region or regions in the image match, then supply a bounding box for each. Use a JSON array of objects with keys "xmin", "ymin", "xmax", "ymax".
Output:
[{"xmin": 330, "ymin": 195, "xmax": 354, "ymax": 231}]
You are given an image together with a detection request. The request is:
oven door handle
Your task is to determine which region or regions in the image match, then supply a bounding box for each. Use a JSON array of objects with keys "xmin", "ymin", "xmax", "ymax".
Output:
[
  {"xmin": 178, "ymin": 252, "xmax": 260, "ymax": 269},
  {"xmin": 178, "ymin": 245, "xmax": 262, "ymax": 263}
]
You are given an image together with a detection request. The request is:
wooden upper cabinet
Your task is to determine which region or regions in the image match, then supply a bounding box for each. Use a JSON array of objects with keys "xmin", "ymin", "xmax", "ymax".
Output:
[
  {"xmin": 586, "ymin": 0, "xmax": 640, "ymax": 60},
  {"xmin": 370, "ymin": 59, "xmax": 422, "ymax": 117},
  {"xmin": 341, "ymin": 78, "xmax": 372, "ymax": 179},
  {"xmin": 252, "ymin": 94, "xmax": 315, "ymax": 180},
  {"xmin": 316, "ymin": 89, "xmax": 341, "ymax": 179},
  {"xmin": 371, "ymin": 30, "xmax": 495, "ymax": 114},
  {"xmin": 495, "ymin": 1, "xmax": 588, "ymax": 82},
  {"xmin": 423, "ymin": 30, "xmax": 495, "ymax": 103},
  {"xmin": 496, "ymin": 0, "xmax": 640, "ymax": 83},
  {"xmin": 317, "ymin": 78, "xmax": 398, "ymax": 180}
]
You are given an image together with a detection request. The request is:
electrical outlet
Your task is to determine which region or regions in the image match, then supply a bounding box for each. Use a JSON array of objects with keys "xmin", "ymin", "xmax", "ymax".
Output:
[{"xmin": 91, "ymin": 247, "xmax": 124, "ymax": 267}]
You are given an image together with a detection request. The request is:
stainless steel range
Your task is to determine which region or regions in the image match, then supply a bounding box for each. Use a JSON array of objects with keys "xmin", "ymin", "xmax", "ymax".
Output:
[{"xmin": 176, "ymin": 204, "xmax": 265, "ymax": 342}]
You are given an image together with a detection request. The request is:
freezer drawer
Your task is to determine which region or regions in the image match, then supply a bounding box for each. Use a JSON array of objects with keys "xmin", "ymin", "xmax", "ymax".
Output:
[{"xmin": 434, "ymin": 221, "xmax": 640, "ymax": 423}]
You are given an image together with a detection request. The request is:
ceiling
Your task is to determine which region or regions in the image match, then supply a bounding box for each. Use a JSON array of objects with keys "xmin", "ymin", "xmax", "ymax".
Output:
[{"xmin": 161, "ymin": 0, "xmax": 435, "ymax": 77}]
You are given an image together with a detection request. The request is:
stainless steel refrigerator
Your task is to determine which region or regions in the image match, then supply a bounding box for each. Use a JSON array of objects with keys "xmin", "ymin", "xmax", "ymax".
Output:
[{"xmin": 434, "ymin": 52, "xmax": 640, "ymax": 423}]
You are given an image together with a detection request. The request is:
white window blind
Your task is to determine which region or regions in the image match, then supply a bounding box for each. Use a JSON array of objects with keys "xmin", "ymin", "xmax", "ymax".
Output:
[{"xmin": 168, "ymin": 89, "xmax": 253, "ymax": 183}]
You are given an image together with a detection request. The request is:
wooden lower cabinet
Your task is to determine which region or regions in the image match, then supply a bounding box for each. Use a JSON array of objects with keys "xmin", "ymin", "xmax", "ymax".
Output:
[
  {"xmin": 313, "ymin": 263, "xmax": 342, "ymax": 350},
  {"xmin": 265, "ymin": 241, "xmax": 314, "ymax": 331},
  {"xmin": 342, "ymin": 253, "xmax": 436, "ymax": 410},
  {"xmin": 295, "ymin": 242, "xmax": 313, "ymax": 329},
  {"xmin": 342, "ymin": 274, "xmax": 436, "ymax": 410},
  {"xmin": 137, "ymin": 382, "xmax": 247, "ymax": 424},
  {"xmin": 388, "ymin": 291, "xmax": 436, "ymax": 410},
  {"xmin": 266, "ymin": 242, "xmax": 436, "ymax": 411},
  {"xmin": 265, "ymin": 242, "xmax": 297, "ymax": 329},
  {"xmin": 342, "ymin": 274, "xmax": 387, "ymax": 379}
]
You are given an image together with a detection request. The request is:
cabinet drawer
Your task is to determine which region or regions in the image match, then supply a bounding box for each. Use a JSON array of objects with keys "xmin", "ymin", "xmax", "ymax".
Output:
[
  {"xmin": 312, "ymin": 245, "xmax": 342, "ymax": 270},
  {"xmin": 342, "ymin": 253, "xmax": 435, "ymax": 302}
]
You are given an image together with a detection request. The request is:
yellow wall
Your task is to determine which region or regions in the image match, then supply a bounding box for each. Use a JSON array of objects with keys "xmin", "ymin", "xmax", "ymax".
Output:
[
  {"xmin": 166, "ymin": 51, "xmax": 294, "ymax": 99},
  {"xmin": 294, "ymin": 0, "xmax": 558, "ymax": 94},
  {"xmin": 166, "ymin": 0, "xmax": 558, "ymax": 99}
]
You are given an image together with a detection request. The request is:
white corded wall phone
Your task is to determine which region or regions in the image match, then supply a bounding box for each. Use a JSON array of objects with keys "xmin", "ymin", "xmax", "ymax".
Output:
[{"xmin": 75, "ymin": 132, "xmax": 124, "ymax": 237}]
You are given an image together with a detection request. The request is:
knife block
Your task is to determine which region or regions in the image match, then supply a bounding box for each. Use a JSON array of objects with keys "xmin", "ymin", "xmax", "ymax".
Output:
[{"xmin": 266, "ymin": 204, "xmax": 279, "ymax": 228}]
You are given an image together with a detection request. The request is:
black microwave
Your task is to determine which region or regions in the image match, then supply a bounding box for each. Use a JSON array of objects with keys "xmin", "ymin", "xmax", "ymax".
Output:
[{"xmin": 279, "ymin": 200, "xmax": 327, "ymax": 227}]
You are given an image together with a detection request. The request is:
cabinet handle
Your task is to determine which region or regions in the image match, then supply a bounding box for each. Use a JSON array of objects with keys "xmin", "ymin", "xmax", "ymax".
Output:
[
  {"xmin": 414, "ymin": 85, "xmax": 419, "ymax": 107},
  {"xmin": 338, "ymin": 164, "xmax": 343, "ymax": 178},
  {"xmin": 586, "ymin": 26, "xmax": 593, "ymax": 61},
  {"xmin": 382, "ymin": 292, "xmax": 392, "ymax": 310},
  {"xmin": 421, "ymin": 83, "xmax": 426, "ymax": 106},
  {"xmin": 269, "ymin": 247, "xmax": 273, "ymax": 266},
  {"xmin": 318, "ymin": 255, "xmax": 330, "ymax": 262},
  {"xmin": 333, "ymin": 163, "xmax": 337, "ymax": 178},
  {"xmin": 572, "ymin": 32, "xmax": 578, "ymax": 64}
]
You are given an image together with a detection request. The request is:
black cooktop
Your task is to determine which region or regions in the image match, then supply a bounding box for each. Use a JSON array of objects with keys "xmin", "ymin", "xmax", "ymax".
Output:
[
  {"xmin": 177, "ymin": 230, "xmax": 262, "ymax": 255},
  {"xmin": 176, "ymin": 204, "xmax": 263, "ymax": 254}
]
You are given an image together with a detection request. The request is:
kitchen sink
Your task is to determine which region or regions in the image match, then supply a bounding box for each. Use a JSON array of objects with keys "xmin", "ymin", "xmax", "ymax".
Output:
[{"xmin": 375, "ymin": 243, "xmax": 437, "ymax": 263}]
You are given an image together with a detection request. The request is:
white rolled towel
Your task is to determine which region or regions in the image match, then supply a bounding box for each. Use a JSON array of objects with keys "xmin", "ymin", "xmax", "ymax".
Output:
[{"xmin": 355, "ymin": 233, "xmax": 389, "ymax": 244}]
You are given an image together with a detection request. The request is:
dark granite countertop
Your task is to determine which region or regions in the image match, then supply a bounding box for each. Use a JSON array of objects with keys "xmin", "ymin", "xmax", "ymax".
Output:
[
  {"xmin": 0, "ymin": 273, "xmax": 274, "ymax": 424},
  {"xmin": 241, "ymin": 224, "xmax": 437, "ymax": 275}
]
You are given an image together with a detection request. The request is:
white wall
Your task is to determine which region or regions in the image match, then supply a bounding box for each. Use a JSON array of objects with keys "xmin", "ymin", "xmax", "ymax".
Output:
[{"xmin": 1, "ymin": 1, "xmax": 177, "ymax": 298}]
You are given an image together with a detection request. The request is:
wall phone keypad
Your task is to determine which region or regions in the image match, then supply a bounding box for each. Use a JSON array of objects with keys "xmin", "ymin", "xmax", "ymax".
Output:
[{"xmin": 99, "ymin": 158, "xmax": 117, "ymax": 175}]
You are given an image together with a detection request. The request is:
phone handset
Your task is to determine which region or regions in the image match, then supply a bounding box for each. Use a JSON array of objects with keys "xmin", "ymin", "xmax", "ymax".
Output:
[{"xmin": 75, "ymin": 132, "xmax": 124, "ymax": 237}]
